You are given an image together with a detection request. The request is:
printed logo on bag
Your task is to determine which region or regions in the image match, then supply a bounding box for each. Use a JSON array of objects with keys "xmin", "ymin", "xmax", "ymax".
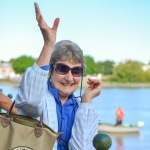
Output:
[{"xmin": 11, "ymin": 147, "xmax": 33, "ymax": 150}]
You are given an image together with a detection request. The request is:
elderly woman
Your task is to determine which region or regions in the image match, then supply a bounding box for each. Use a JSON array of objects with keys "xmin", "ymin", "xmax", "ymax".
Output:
[{"xmin": 2, "ymin": 3, "xmax": 102, "ymax": 150}]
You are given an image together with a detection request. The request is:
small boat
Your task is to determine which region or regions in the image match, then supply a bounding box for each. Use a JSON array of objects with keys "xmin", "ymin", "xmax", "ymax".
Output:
[{"xmin": 98, "ymin": 121, "xmax": 144, "ymax": 134}]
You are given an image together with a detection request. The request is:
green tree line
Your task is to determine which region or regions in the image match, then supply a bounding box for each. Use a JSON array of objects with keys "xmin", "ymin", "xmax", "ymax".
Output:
[{"xmin": 10, "ymin": 55, "xmax": 150, "ymax": 83}]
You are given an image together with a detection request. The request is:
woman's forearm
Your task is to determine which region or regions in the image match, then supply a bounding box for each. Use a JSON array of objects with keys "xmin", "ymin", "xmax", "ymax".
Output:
[
  {"xmin": 0, "ymin": 93, "xmax": 17, "ymax": 114},
  {"xmin": 36, "ymin": 44, "xmax": 54, "ymax": 67}
]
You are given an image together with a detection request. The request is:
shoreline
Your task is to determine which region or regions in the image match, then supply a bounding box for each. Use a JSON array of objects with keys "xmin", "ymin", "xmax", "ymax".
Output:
[
  {"xmin": 0, "ymin": 80, "xmax": 20, "ymax": 87},
  {"xmin": 1, "ymin": 79, "xmax": 150, "ymax": 88},
  {"xmin": 82, "ymin": 79, "xmax": 150, "ymax": 88},
  {"xmin": 101, "ymin": 82, "xmax": 150, "ymax": 88}
]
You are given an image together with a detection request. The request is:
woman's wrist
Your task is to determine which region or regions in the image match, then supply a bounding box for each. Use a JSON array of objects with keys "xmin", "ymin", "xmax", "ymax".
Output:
[
  {"xmin": 43, "ymin": 42, "xmax": 54, "ymax": 49},
  {"xmin": 81, "ymin": 97, "xmax": 92, "ymax": 103}
]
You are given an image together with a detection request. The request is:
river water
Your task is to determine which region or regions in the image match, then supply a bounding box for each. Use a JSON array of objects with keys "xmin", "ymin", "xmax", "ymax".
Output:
[{"xmin": 0, "ymin": 84, "xmax": 150, "ymax": 150}]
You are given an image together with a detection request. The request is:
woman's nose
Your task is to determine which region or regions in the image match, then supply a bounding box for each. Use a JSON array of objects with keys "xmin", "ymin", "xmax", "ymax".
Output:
[{"xmin": 64, "ymin": 70, "xmax": 73, "ymax": 80}]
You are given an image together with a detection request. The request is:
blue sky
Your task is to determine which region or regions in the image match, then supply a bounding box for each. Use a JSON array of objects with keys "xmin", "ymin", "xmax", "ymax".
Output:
[{"xmin": 0, "ymin": 0, "xmax": 150, "ymax": 64}]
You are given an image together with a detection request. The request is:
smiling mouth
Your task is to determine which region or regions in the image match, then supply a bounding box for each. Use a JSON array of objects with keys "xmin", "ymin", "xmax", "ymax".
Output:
[{"xmin": 62, "ymin": 83, "xmax": 74, "ymax": 87}]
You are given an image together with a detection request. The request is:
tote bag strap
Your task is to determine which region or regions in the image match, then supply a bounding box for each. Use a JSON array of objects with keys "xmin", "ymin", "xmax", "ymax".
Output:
[
  {"xmin": 7, "ymin": 100, "xmax": 43, "ymax": 120},
  {"xmin": 2, "ymin": 100, "xmax": 44, "ymax": 138},
  {"xmin": 6, "ymin": 100, "xmax": 15, "ymax": 116},
  {"xmin": 1, "ymin": 100, "xmax": 16, "ymax": 128}
]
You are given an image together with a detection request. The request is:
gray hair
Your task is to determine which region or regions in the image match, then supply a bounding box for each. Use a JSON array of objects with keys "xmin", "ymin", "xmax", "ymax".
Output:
[{"xmin": 50, "ymin": 40, "xmax": 86, "ymax": 71}]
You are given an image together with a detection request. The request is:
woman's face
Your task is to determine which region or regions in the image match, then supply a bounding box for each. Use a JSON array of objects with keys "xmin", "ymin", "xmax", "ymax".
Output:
[{"xmin": 50, "ymin": 60, "xmax": 82, "ymax": 101}]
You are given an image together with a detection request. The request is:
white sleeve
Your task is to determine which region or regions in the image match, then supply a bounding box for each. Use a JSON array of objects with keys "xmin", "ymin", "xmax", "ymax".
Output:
[
  {"xmin": 68, "ymin": 103, "xmax": 99, "ymax": 150},
  {"xmin": 15, "ymin": 63, "xmax": 49, "ymax": 118}
]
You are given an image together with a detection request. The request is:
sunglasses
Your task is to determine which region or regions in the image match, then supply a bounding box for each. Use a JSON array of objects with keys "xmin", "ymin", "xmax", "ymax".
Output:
[{"xmin": 53, "ymin": 63, "xmax": 84, "ymax": 77}]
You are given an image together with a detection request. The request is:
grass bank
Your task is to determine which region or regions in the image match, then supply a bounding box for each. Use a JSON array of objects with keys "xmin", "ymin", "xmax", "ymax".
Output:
[
  {"xmin": 82, "ymin": 78, "xmax": 150, "ymax": 88},
  {"xmin": 0, "ymin": 79, "xmax": 19, "ymax": 87},
  {"xmin": 102, "ymin": 82, "xmax": 150, "ymax": 88}
]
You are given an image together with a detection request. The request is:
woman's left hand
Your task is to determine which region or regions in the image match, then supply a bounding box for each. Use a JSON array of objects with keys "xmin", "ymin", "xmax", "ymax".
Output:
[{"xmin": 82, "ymin": 78, "xmax": 102, "ymax": 103}]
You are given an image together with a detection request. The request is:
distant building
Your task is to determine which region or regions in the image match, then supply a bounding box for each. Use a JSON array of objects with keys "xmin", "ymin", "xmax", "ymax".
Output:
[
  {"xmin": 142, "ymin": 64, "xmax": 150, "ymax": 72},
  {"xmin": 0, "ymin": 61, "xmax": 14, "ymax": 79},
  {"xmin": 0, "ymin": 61, "xmax": 21, "ymax": 81}
]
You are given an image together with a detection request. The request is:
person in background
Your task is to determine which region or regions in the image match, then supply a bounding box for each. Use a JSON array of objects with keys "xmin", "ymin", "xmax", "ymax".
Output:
[
  {"xmin": 116, "ymin": 107, "xmax": 124, "ymax": 126},
  {"xmin": 8, "ymin": 2, "xmax": 102, "ymax": 150}
]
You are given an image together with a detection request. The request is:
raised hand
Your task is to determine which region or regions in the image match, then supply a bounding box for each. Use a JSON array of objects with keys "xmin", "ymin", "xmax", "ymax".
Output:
[
  {"xmin": 34, "ymin": 2, "xmax": 60, "ymax": 66},
  {"xmin": 82, "ymin": 78, "xmax": 102, "ymax": 103},
  {"xmin": 34, "ymin": 2, "xmax": 60, "ymax": 47}
]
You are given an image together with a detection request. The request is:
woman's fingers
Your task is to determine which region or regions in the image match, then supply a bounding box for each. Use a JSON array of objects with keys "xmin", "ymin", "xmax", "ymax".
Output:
[
  {"xmin": 82, "ymin": 79, "xmax": 102, "ymax": 102},
  {"xmin": 34, "ymin": 2, "xmax": 45, "ymax": 28},
  {"xmin": 34, "ymin": 2, "xmax": 41, "ymax": 22},
  {"xmin": 89, "ymin": 82, "xmax": 100, "ymax": 90},
  {"xmin": 87, "ymin": 78, "xmax": 97, "ymax": 84},
  {"xmin": 87, "ymin": 78, "xmax": 101, "ymax": 89},
  {"xmin": 52, "ymin": 18, "xmax": 60, "ymax": 31},
  {"xmin": 34, "ymin": 3, "xmax": 59, "ymax": 32}
]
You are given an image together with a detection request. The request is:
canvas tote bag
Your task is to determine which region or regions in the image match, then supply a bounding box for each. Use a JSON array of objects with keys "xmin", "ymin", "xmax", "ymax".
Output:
[{"xmin": 0, "ymin": 101, "xmax": 62, "ymax": 150}]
